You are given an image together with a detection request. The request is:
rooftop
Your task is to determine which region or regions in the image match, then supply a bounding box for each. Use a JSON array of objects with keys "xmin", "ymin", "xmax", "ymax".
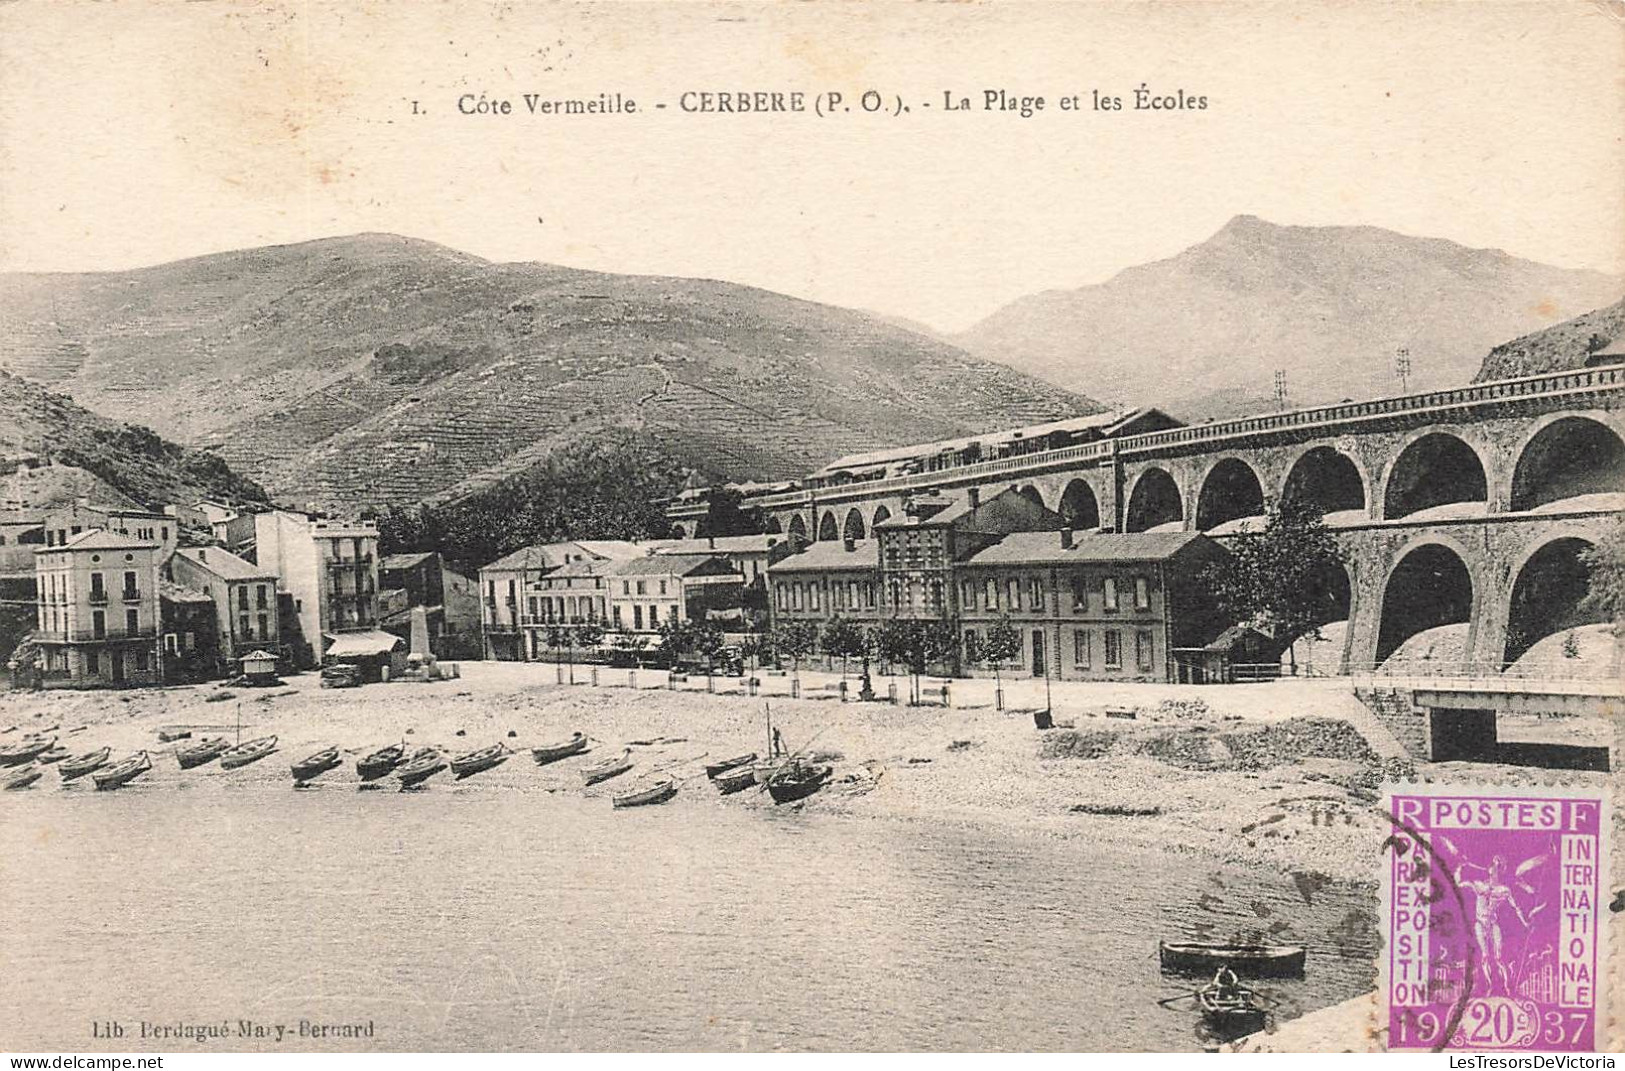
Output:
[
  {"xmin": 173, "ymin": 544, "xmax": 277, "ymax": 581},
  {"xmin": 658, "ymin": 535, "xmax": 786, "ymax": 555},
  {"xmin": 771, "ymin": 539, "xmax": 878, "ymax": 572},
  {"xmin": 43, "ymin": 529, "xmax": 160, "ymax": 553},
  {"xmin": 613, "ymin": 553, "xmax": 736, "ymax": 578},
  {"xmin": 380, "ymin": 551, "xmax": 435, "ymax": 571},
  {"xmin": 963, "ymin": 530, "xmax": 1207, "ymax": 567}
]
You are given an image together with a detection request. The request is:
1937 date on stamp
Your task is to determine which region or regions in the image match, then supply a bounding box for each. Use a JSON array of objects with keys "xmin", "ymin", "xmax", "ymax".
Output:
[{"xmin": 1382, "ymin": 785, "xmax": 1610, "ymax": 1052}]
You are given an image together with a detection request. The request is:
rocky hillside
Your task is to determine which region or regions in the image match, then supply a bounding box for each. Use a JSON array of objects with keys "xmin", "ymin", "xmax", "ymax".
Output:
[
  {"xmin": 1474, "ymin": 296, "xmax": 1625, "ymax": 381},
  {"xmin": 955, "ymin": 215, "xmax": 1622, "ymax": 419},
  {"xmin": 0, "ymin": 370, "xmax": 268, "ymax": 511},
  {"xmin": 0, "ymin": 235, "xmax": 1100, "ymax": 511}
]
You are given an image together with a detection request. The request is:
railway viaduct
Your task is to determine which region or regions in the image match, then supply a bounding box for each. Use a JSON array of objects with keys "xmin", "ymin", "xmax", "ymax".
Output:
[{"xmin": 669, "ymin": 364, "xmax": 1625, "ymax": 674}]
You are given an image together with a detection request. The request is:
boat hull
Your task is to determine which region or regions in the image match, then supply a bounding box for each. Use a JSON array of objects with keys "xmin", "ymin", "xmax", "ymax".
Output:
[
  {"xmin": 4, "ymin": 767, "xmax": 42, "ymax": 790},
  {"xmin": 1159, "ymin": 942, "xmax": 1306, "ymax": 978},
  {"xmin": 0, "ymin": 737, "xmax": 56, "ymax": 766},
  {"xmin": 177, "ymin": 738, "xmax": 229, "ymax": 769},
  {"xmin": 59, "ymin": 748, "xmax": 111, "ymax": 781},
  {"xmin": 452, "ymin": 753, "xmax": 510, "ymax": 780},
  {"xmin": 714, "ymin": 767, "xmax": 757, "ymax": 795},
  {"xmin": 220, "ymin": 737, "xmax": 278, "ymax": 770},
  {"xmin": 93, "ymin": 753, "xmax": 152, "ymax": 791},
  {"xmin": 612, "ymin": 779, "xmax": 678, "ymax": 808},
  {"xmin": 766, "ymin": 765, "xmax": 832, "ymax": 805},
  {"xmin": 705, "ymin": 753, "xmax": 758, "ymax": 779},
  {"xmin": 356, "ymin": 746, "xmax": 405, "ymax": 781},
  {"xmin": 531, "ymin": 734, "xmax": 589, "ymax": 765},
  {"xmin": 291, "ymin": 750, "xmax": 342, "ymax": 782}
]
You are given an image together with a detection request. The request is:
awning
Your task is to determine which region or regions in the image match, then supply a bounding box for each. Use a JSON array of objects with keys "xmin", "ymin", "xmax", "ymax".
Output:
[{"xmin": 323, "ymin": 630, "xmax": 405, "ymax": 658}]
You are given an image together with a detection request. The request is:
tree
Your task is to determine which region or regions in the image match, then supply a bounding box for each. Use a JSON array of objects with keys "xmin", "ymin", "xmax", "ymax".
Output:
[
  {"xmin": 573, "ymin": 620, "xmax": 606, "ymax": 659},
  {"xmin": 698, "ymin": 487, "xmax": 768, "ymax": 538},
  {"xmin": 739, "ymin": 628, "xmax": 775, "ymax": 674},
  {"xmin": 611, "ymin": 623, "xmax": 648, "ymax": 667},
  {"xmin": 821, "ymin": 616, "xmax": 867, "ymax": 681},
  {"xmin": 657, "ymin": 618, "xmax": 696, "ymax": 669},
  {"xmin": 1580, "ymin": 511, "xmax": 1625, "ymax": 631},
  {"xmin": 875, "ymin": 617, "xmax": 956, "ymax": 705},
  {"xmin": 980, "ymin": 614, "xmax": 1023, "ymax": 707},
  {"xmin": 777, "ymin": 621, "xmax": 819, "ymax": 686},
  {"xmin": 1200, "ymin": 498, "xmax": 1349, "ymax": 668},
  {"xmin": 691, "ymin": 620, "xmax": 726, "ymax": 678}
]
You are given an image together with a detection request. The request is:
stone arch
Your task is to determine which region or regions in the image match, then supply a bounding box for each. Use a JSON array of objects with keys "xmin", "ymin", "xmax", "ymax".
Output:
[
  {"xmin": 1058, "ymin": 478, "xmax": 1101, "ymax": 530},
  {"xmin": 1281, "ymin": 445, "xmax": 1368, "ymax": 518},
  {"xmin": 1125, "ymin": 467, "xmax": 1184, "ymax": 533},
  {"xmin": 788, "ymin": 514, "xmax": 808, "ymax": 542},
  {"xmin": 1382, "ymin": 431, "xmax": 1489, "ymax": 521},
  {"xmin": 1376, "ymin": 540, "xmax": 1476, "ymax": 665},
  {"xmin": 1508, "ymin": 415, "xmax": 1625, "ymax": 513},
  {"xmin": 763, "ymin": 515, "xmax": 783, "ymax": 534},
  {"xmin": 1014, "ymin": 484, "xmax": 1046, "ymax": 510},
  {"xmin": 1195, "ymin": 457, "xmax": 1267, "ymax": 532},
  {"xmin": 1503, "ymin": 535, "xmax": 1603, "ymax": 665},
  {"xmin": 817, "ymin": 511, "xmax": 840, "ymax": 541},
  {"xmin": 1278, "ymin": 558, "xmax": 1355, "ymax": 669},
  {"xmin": 842, "ymin": 508, "xmax": 867, "ymax": 542},
  {"xmin": 872, "ymin": 504, "xmax": 893, "ymax": 529},
  {"xmin": 669, "ymin": 522, "xmax": 689, "ymax": 539}
]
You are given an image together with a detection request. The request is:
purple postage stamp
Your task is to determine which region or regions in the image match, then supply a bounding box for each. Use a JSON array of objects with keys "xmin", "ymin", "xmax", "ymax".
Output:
[{"xmin": 1382, "ymin": 785, "xmax": 1611, "ymax": 1052}]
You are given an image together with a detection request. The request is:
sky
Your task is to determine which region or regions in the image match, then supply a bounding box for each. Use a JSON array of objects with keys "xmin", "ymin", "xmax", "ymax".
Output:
[{"xmin": 1, "ymin": 1, "xmax": 1621, "ymax": 332}]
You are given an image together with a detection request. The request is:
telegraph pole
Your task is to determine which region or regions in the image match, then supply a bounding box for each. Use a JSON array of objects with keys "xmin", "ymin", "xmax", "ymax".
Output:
[
  {"xmin": 1273, "ymin": 370, "xmax": 1288, "ymax": 411},
  {"xmin": 1395, "ymin": 347, "xmax": 1412, "ymax": 395}
]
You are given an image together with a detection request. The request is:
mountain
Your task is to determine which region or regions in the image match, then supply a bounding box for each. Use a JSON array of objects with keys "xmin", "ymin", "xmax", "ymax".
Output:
[
  {"xmin": 954, "ymin": 216, "xmax": 1623, "ymax": 419},
  {"xmin": 1474, "ymin": 296, "xmax": 1625, "ymax": 381},
  {"xmin": 0, "ymin": 370, "xmax": 269, "ymax": 511},
  {"xmin": 0, "ymin": 235, "xmax": 1100, "ymax": 511}
]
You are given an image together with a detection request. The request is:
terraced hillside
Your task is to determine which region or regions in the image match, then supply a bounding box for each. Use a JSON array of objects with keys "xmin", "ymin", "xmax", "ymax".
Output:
[
  {"xmin": 1474, "ymin": 296, "xmax": 1625, "ymax": 381},
  {"xmin": 0, "ymin": 371, "xmax": 268, "ymax": 510},
  {"xmin": 0, "ymin": 235, "xmax": 1101, "ymax": 511}
]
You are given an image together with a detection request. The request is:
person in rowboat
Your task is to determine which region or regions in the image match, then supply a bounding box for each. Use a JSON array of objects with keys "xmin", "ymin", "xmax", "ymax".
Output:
[{"xmin": 1208, "ymin": 966, "xmax": 1243, "ymax": 1006}]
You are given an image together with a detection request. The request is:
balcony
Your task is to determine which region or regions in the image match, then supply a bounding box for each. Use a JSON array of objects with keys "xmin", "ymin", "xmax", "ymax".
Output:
[
  {"xmin": 122, "ymin": 589, "xmax": 141, "ymax": 603},
  {"xmin": 88, "ymin": 591, "xmax": 108, "ymax": 606},
  {"xmin": 326, "ymin": 554, "xmax": 375, "ymax": 570}
]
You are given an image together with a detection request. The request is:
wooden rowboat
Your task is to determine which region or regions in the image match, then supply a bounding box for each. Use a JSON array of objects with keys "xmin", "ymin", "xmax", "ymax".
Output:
[
  {"xmin": 1197, "ymin": 985, "xmax": 1268, "ymax": 1037},
  {"xmin": 705, "ymin": 753, "xmax": 758, "ymax": 779},
  {"xmin": 37, "ymin": 746, "xmax": 71, "ymax": 764},
  {"xmin": 580, "ymin": 749, "xmax": 633, "ymax": 785},
  {"xmin": 766, "ymin": 762, "xmax": 832, "ymax": 805},
  {"xmin": 93, "ymin": 751, "xmax": 152, "ymax": 791},
  {"xmin": 59, "ymin": 747, "xmax": 111, "ymax": 781},
  {"xmin": 356, "ymin": 743, "xmax": 406, "ymax": 781},
  {"xmin": 291, "ymin": 747, "xmax": 342, "ymax": 783},
  {"xmin": 220, "ymin": 736, "xmax": 278, "ymax": 770},
  {"xmin": 1159, "ymin": 942, "xmax": 1306, "ymax": 978},
  {"xmin": 611, "ymin": 776, "xmax": 678, "ymax": 809},
  {"xmin": 396, "ymin": 749, "xmax": 446, "ymax": 788},
  {"xmin": 0, "ymin": 735, "xmax": 56, "ymax": 766},
  {"xmin": 3, "ymin": 765, "xmax": 42, "ymax": 790},
  {"xmin": 713, "ymin": 765, "xmax": 758, "ymax": 795},
  {"xmin": 531, "ymin": 732, "xmax": 589, "ymax": 765},
  {"xmin": 451, "ymin": 743, "xmax": 511, "ymax": 780},
  {"xmin": 176, "ymin": 736, "xmax": 230, "ymax": 769}
]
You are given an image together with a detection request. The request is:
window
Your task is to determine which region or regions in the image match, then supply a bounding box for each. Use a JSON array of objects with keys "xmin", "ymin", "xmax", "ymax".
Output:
[
  {"xmin": 92, "ymin": 610, "xmax": 105, "ymax": 638},
  {"xmin": 648, "ymin": 605, "xmax": 659, "ymax": 627},
  {"xmin": 185, "ymin": 632, "xmax": 195, "ymax": 651},
  {"xmin": 87, "ymin": 650, "xmax": 100, "ymax": 674},
  {"xmin": 126, "ymin": 609, "xmax": 140, "ymax": 635},
  {"xmin": 1136, "ymin": 630, "xmax": 1155, "ymax": 671},
  {"xmin": 964, "ymin": 629, "xmax": 980, "ymax": 663},
  {"xmin": 930, "ymin": 579, "xmax": 943, "ymax": 612},
  {"xmin": 256, "ymin": 584, "xmax": 268, "ymax": 609},
  {"xmin": 960, "ymin": 579, "xmax": 975, "ymax": 608},
  {"xmin": 1103, "ymin": 577, "xmax": 1119, "ymax": 612},
  {"xmin": 1006, "ymin": 579, "xmax": 1020, "ymax": 611},
  {"xmin": 1074, "ymin": 629, "xmax": 1091, "ymax": 669},
  {"xmin": 528, "ymin": 596, "xmax": 539, "ymax": 616},
  {"xmin": 636, "ymin": 581, "xmax": 647, "ymax": 596},
  {"xmin": 238, "ymin": 587, "xmax": 249, "ymax": 609},
  {"xmin": 1134, "ymin": 576, "xmax": 1150, "ymax": 611},
  {"xmin": 1071, "ymin": 575, "xmax": 1087, "ymax": 612},
  {"xmin": 633, "ymin": 605, "xmax": 643, "ymax": 630},
  {"xmin": 161, "ymin": 526, "xmax": 168, "ymax": 541},
  {"xmin": 89, "ymin": 571, "xmax": 105, "ymax": 599},
  {"xmin": 1104, "ymin": 630, "xmax": 1122, "ymax": 668},
  {"xmin": 123, "ymin": 570, "xmax": 137, "ymax": 597},
  {"xmin": 985, "ymin": 579, "xmax": 997, "ymax": 609},
  {"xmin": 621, "ymin": 581, "xmax": 631, "ymax": 595},
  {"xmin": 135, "ymin": 650, "xmax": 148, "ymax": 672},
  {"xmin": 809, "ymin": 583, "xmax": 820, "ymax": 611},
  {"xmin": 775, "ymin": 584, "xmax": 786, "ymax": 611},
  {"xmin": 239, "ymin": 614, "xmax": 250, "ymax": 636},
  {"xmin": 1028, "ymin": 577, "xmax": 1044, "ymax": 611},
  {"xmin": 658, "ymin": 581, "xmax": 667, "ymax": 596},
  {"xmin": 164, "ymin": 633, "xmax": 178, "ymax": 655},
  {"xmin": 258, "ymin": 613, "xmax": 269, "ymax": 640}
]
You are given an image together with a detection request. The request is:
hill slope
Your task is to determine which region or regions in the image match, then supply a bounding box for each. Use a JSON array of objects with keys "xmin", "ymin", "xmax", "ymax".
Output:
[
  {"xmin": 0, "ymin": 235, "xmax": 1100, "ymax": 510},
  {"xmin": 955, "ymin": 215, "xmax": 1622, "ymax": 419},
  {"xmin": 1474, "ymin": 296, "xmax": 1625, "ymax": 381},
  {"xmin": 0, "ymin": 370, "xmax": 269, "ymax": 511}
]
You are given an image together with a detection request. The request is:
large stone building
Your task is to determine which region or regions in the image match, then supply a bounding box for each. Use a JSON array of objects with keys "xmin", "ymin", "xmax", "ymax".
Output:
[
  {"xmin": 32, "ymin": 530, "xmax": 163, "ymax": 687},
  {"xmin": 166, "ymin": 544, "xmax": 282, "ymax": 666},
  {"xmin": 766, "ymin": 488, "xmax": 1230, "ymax": 682},
  {"xmin": 250, "ymin": 510, "xmax": 381, "ymax": 667}
]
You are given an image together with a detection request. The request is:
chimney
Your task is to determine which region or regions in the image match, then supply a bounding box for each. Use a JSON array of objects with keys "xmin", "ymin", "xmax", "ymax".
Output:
[
  {"xmin": 968, "ymin": 487, "xmax": 981, "ymax": 509},
  {"xmin": 708, "ymin": 535, "xmax": 716, "ymax": 549},
  {"xmin": 1060, "ymin": 529, "xmax": 1074, "ymax": 550},
  {"xmin": 198, "ymin": 548, "xmax": 207, "ymax": 561},
  {"xmin": 843, "ymin": 537, "xmax": 855, "ymax": 552}
]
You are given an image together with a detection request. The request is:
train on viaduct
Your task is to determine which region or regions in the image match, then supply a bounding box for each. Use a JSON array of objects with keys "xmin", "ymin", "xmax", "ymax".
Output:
[{"xmin": 667, "ymin": 363, "xmax": 1625, "ymax": 675}]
